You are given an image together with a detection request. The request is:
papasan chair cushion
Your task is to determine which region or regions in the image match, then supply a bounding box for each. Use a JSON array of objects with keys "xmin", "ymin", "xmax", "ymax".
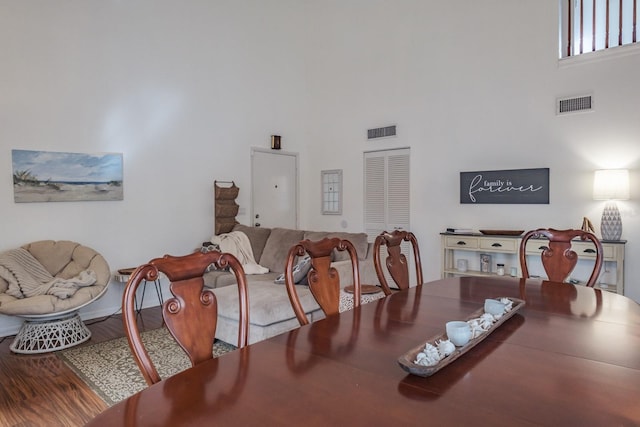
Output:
[{"xmin": 0, "ymin": 240, "xmax": 110, "ymax": 354}]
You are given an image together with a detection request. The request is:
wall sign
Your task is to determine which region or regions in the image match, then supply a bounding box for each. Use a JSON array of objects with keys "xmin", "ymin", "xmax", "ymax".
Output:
[{"xmin": 460, "ymin": 168, "xmax": 549, "ymax": 204}]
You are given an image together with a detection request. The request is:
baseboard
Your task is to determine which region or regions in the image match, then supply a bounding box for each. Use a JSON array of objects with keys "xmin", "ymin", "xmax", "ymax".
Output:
[
  {"xmin": 0, "ymin": 324, "xmax": 21, "ymax": 338},
  {"xmin": 79, "ymin": 305, "xmax": 123, "ymax": 322}
]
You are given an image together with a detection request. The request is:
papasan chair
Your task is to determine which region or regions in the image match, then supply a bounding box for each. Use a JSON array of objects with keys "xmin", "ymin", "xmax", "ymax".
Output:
[{"xmin": 0, "ymin": 240, "xmax": 110, "ymax": 354}]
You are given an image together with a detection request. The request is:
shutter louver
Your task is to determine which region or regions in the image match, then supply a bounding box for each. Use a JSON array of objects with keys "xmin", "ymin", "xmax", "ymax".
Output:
[
  {"xmin": 387, "ymin": 154, "xmax": 410, "ymax": 226},
  {"xmin": 364, "ymin": 156, "xmax": 385, "ymax": 223}
]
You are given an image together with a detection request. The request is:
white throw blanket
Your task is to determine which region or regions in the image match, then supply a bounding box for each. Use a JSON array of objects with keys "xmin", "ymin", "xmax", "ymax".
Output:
[
  {"xmin": 210, "ymin": 231, "xmax": 269, "ymax": 274},
  {"xmin": 0, "ymin": 248, "xmax": 97, "ymax": 299}
]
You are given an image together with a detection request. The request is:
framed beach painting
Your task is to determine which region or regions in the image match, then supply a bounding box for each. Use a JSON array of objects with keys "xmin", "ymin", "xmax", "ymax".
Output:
[{"xmin": 12, "ymin": 149, "xmax": 123, "ymax": 203}]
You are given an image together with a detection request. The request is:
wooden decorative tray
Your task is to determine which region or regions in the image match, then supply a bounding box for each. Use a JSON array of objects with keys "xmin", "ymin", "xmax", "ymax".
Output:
[
  {"xmin": 479, "ymin": 229, "xmax": 524, "ymax": 236},
  {"xmin": 397, "ymin": 297, "xmax": 526, "ymax": 377}
]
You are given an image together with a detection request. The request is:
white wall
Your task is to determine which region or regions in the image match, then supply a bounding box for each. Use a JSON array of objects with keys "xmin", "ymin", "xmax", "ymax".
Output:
[
  {"xmin": 1, "ymin": 0, "xmax": 638, "ymax": 336},
  {"xmin": 0, "ymin": 0, "xmax": 311, "ymax": 335},
  {"xmin": 301, "ymin": 0, "xmax": 640, "ymax": 299}
]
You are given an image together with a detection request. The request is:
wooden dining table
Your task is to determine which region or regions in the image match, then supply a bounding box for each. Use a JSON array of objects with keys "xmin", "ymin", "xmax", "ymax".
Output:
[{"xmin": 86, "ymin": 276, "xmax": 640, "ymax": 426}]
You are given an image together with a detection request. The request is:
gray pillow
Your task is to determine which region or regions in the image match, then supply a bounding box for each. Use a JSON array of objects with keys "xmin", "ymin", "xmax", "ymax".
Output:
[
  {"xmin": 232, "ymin": 224, "xmax": 272, "ymax": 264},
  {"xmin": 260, "ymin": 228, "xmax": 306, "ymax": 272},
  {"xmin": 274, "ymin": 256, "xmax": 311, "ymax": 285},
  {"xmin": 200, "ymin": 242, "xmax": 225, "ymax": 272}
]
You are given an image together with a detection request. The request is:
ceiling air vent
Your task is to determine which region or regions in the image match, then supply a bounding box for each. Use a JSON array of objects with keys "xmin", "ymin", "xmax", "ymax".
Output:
[
  {"xmin": 367, "ymin": 125, "xmax": 397, "ymax": 140},
  {"xmin": 557, "ymin": 94, "xmax": 593, "ymax": 115}
]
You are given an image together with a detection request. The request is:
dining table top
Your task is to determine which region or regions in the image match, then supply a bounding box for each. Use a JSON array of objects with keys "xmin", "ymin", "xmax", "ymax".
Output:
[{"xmin": 86, "ymin": 276, "xmax": 640, "ymax": 426}]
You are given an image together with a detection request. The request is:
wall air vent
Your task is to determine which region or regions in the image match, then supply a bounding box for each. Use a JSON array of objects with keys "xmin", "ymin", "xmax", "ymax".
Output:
[
  {"xmin": 557, "ymin": 94, "xmax": 593, "ymax": 115},
  {"xmin": 367, "ymin": 125, "xmax": 397, "ymax": 140}
]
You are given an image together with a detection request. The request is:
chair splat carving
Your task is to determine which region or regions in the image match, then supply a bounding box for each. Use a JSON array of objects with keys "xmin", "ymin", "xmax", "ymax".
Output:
[
  {"xmin": 123, "ymin": 251, "xmax": 249, "ymax": 386},
  {"xmin": 373, "ymin": 230, "xmax": 423, "ymax": 295},
  {"xmin": 285, "ymin": 237, "xmax": 361, "ymax": 326},
  {"xmin": 519, "ymin": 228, "xmax": 603, "ymax": 287}
]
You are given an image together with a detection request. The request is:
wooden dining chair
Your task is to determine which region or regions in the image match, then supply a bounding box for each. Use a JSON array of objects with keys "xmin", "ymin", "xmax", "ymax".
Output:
[
  {"xmin": 122, "ymin": 250, "xmax": 249, "ymax": 386},
  {"xmin": 519, "ymin": 228, "xmax": 603, "ymax": 287},
  {"xmin": 284, "ymin": 237, "xmax": 361, "ymax": 326},
  {"xmin": 373, "ymin": 230, "xmax": 424, "ymax": 295}
]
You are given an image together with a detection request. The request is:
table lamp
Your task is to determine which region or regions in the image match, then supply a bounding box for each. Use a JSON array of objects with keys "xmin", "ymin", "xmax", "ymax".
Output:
[{"xmin": 593, "ymin": 169, "xmax": 629, "ymax": 240}]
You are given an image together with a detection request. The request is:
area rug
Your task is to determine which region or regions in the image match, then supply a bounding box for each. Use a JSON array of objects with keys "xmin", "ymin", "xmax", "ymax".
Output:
[{"xmin": 57, "ymin": 327, "xmax": 236, "ymax": 406}]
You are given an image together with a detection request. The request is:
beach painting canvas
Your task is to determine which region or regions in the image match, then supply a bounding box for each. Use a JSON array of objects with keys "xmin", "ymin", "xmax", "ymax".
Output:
[{"xmin": 12, "ymin": 149, "xmax": 123, "ymax": 203}]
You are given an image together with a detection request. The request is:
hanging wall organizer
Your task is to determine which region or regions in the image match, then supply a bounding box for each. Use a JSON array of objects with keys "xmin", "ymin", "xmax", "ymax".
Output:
[{"xmin": 214, "ymin": 180, "xmax": 240, "ymax": 235}]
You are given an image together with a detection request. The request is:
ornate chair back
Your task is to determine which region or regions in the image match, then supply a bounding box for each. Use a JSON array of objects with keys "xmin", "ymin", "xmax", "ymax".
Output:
[
  {"xmin": 284, "ymin": 237, "xmax": 361, "ymax": 326},
  {"xmin": 373, "ymin": 230, "xmax": 423, "ymax": 295},
  {"xmin": 123, "ymin": 251, "xmax": 249, "ymax": 386},
  {"xmin": 519, "ymin": 228, "xmax": 603, "ymax": 287}
]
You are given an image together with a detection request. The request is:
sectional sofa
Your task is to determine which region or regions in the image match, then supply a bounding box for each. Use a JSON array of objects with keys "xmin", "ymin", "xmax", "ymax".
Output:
[{"xmin": 205, "ymin": 224, "xmax": 380, "ymax": 345}]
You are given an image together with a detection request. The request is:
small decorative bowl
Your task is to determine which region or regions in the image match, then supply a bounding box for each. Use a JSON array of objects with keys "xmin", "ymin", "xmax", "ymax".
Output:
[
  {"xmin": 445, "ymin": 321, "xmax": 471, "ymax": 347},
  {"xmin": 484, "ymin": 299, "xmax": 507, "ymax": 316}
]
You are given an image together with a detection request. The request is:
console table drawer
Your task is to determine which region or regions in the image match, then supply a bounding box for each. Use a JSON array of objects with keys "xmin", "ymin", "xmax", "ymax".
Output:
[
  {"xmin": 479, "ymin": 238, "xmax": 518, "ymax": 252},
  {"xmin": 571, "ymin": 242, "xmax": 614, "ymax": 259},
  {"xmin": 444, "ymin": 236, "xmax": 479, "ymax": 249},
  {"xmin": 525, "ymin": 240, "xmax": 614, "ymax": 259}
]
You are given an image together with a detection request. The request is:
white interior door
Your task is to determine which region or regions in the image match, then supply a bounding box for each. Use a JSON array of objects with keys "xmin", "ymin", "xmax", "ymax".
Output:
[{"xmin": 251, "ymin": 148, "xmax": 298, "ymax": 229}]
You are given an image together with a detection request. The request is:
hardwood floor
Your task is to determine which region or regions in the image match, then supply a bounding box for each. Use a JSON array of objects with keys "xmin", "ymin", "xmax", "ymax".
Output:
[{"xmin": 0, "ymin": 308, "xmax": 163, "ymax": 427}]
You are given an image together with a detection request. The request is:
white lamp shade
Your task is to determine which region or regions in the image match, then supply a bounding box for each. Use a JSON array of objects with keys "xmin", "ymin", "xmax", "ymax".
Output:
[{"xmin": 593, "ymin": 169, "xmax": 630, "ymax": 200}]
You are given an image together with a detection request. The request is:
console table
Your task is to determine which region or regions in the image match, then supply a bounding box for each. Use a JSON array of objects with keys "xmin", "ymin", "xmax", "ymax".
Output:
[{"xmin": 440, "ymin": 232, "xmax": 626, "ymax": 295}]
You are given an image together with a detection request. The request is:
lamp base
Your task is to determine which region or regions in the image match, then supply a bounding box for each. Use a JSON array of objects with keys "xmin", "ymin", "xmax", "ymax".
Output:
[{"xmin": 601, "ymin": 201, "xmax": 622, "ymax": 241}]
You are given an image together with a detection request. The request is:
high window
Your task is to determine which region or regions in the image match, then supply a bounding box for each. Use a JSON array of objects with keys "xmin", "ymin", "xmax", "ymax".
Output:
[{"xmin": 560, "ymin": 0, "xmax": 638, "ymax": 58}]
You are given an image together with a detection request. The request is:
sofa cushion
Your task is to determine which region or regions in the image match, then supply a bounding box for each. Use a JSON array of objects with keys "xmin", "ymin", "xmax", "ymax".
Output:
[
  {"xmin": 203, "ymin": 270, "xmax": 230, "ymax": 288},
  {"xmin": 232, "ymin": 224, "xmax": 271, "ymax": 264},
  {"xmin": 213, "ymin": 280, "xmax": 320, "ymax": 327},
  {"xmin": 303, "ymin": 231, "xmax": 369, "ymax": 261},
  {"xmin": 259, "ymin": 228, "xmax": 305, "ymax": 273}
]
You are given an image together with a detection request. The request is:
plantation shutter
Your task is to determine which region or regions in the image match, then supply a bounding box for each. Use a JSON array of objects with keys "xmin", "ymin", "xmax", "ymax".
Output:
[
  {"xmin": 364, "ymin": 148, "xmax": 410, "ymax": 238},
  {"xmin": 364, "ymin": 148, "xmax": 411, "ymax": 287},
  {"xmin": 387, "ymin": 152, "xmax": 410, "ymax": 230},
  {"xmin": 364, "ymin": 154, "xmax": 386, "ymax": 239}
]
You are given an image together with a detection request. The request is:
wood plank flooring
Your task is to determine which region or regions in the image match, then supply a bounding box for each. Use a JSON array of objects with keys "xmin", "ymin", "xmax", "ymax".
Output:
[{"xmin": 0, "ymin": 308, "xmax": 163, "ymax": 427}]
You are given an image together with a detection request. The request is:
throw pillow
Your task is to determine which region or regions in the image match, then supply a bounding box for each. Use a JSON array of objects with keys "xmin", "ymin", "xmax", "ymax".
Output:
[
  {"xmin": 200, "ymin": 242, "xmax": 228, "ymax": 272},
  {"xmin": 201, "ymin": 242, "xmax": 221, "ymax": 252},
  {"xmin": 274, "ymin": 256, "xmax": 311, "ymax": 285}
]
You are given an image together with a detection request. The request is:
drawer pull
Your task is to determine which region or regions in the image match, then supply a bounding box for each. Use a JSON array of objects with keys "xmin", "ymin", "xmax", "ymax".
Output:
[
  {"xmin": 491, "ymin": 243, "xmax": 502, "ymax": 248},
  {"xmin": 456, "ymin": 241, "xmax": 467, "ymax": 246},
  {"xmin": 584, "ymin": 248, "xmax": 596, "ymax": 254},
  {"xmin": 538, "ymin": 246, "xmax": 548, "ymax": 251}
]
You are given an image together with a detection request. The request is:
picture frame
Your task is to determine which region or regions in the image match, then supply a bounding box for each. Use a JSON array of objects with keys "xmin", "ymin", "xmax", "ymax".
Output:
[{"xmin": 480, "ymin": 253, "xmax": 492, "ymax": 273}]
